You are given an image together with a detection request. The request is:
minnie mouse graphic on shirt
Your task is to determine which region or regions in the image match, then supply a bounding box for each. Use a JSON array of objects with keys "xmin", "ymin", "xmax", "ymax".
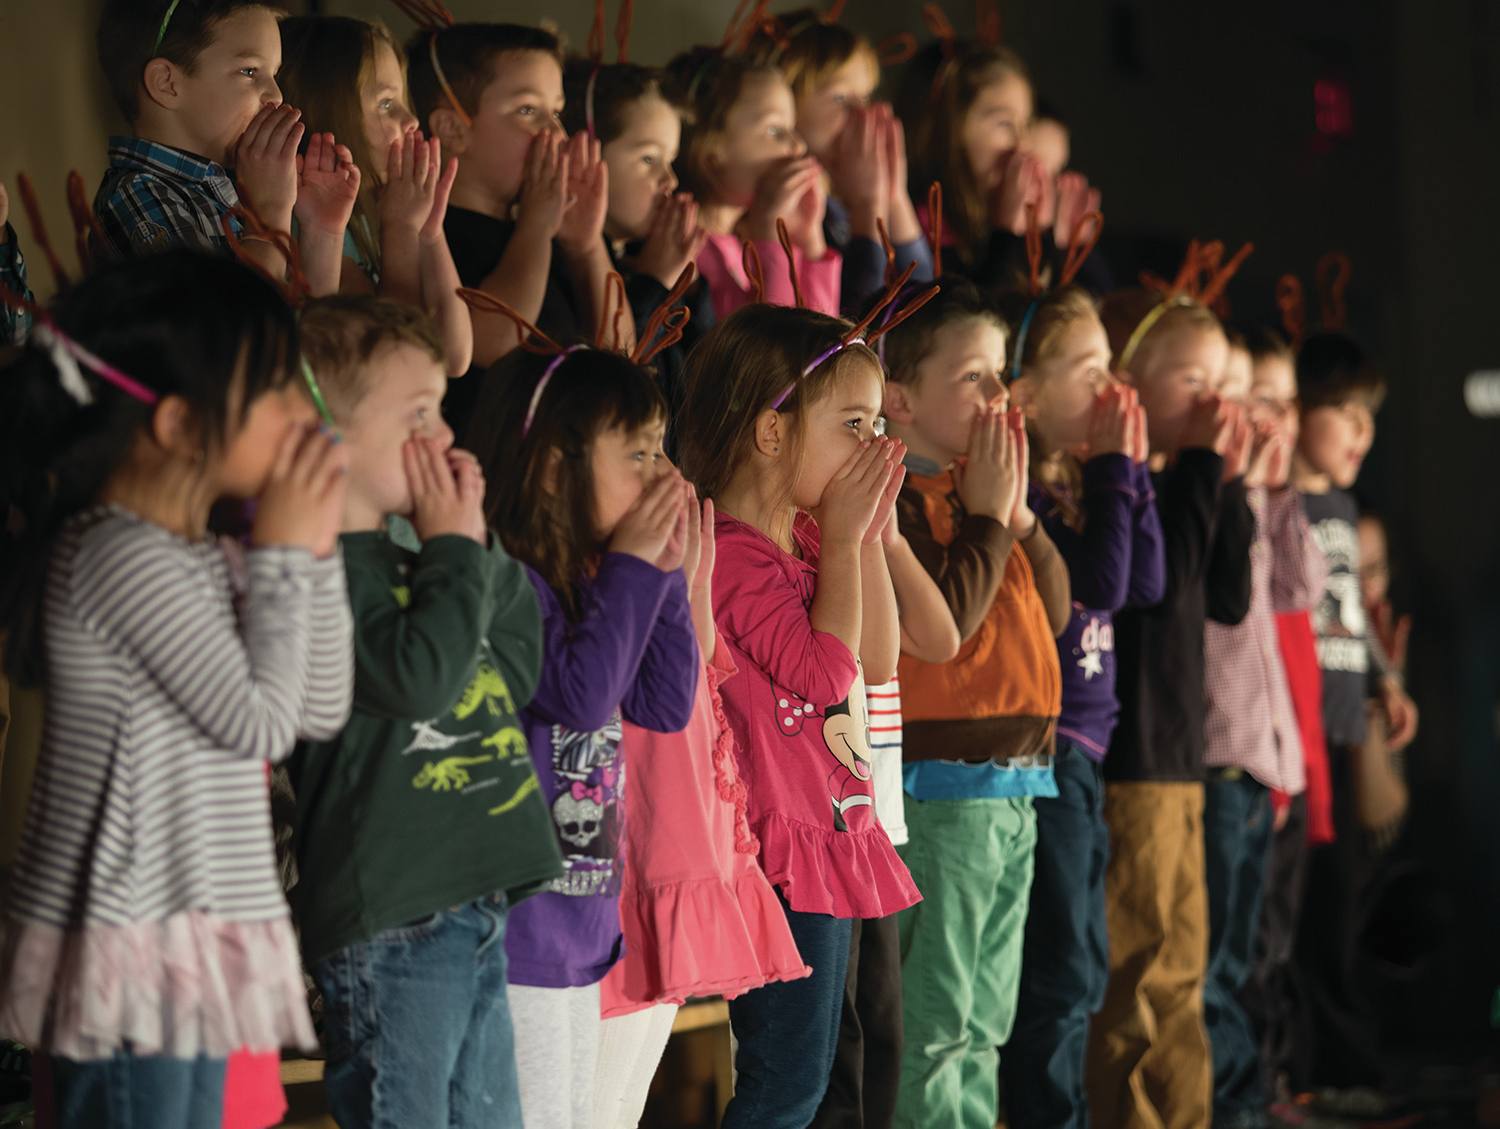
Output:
[{"xmin": 772, "ymin": 672, "xmax": 876, "ymax": 833}]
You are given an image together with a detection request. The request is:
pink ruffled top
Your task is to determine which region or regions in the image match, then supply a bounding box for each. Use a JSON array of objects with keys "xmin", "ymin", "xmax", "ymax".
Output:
[
  {"xmin": 601, "ymin": 645, "xmax": 810, "ymax": 1017},
  {"xmin": 708, "ymin": 513, "xmax": 921, "ymax": 920},
  {"xmin": 697, "ymin": 232, "xmax": 842, "ymax": 319}
]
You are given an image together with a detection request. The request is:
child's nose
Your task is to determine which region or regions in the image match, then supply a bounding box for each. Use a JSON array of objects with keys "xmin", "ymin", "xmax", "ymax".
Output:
[
  {"xmin": 787, "ymin": 131, "xmax": 808, "ymax": 158},
  {"xmin": 660, "ymin": 165, "xmax": 679, "ymax": 192},
  {"xmin": 262, "ymin": 79, "xmax": 283, "ymax": 106},
  {"xmin": 430, "ymin": 419, "xmax": 455, "ymax": 451}
]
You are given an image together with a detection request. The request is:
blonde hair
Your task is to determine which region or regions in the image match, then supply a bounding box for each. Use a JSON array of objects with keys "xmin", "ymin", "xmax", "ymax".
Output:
[
  {"xmin": 661, "ymin": 48, "xmax": 782, "ymax": 201},
  {"xmin": 677, "ymin": 304, "xmax": 881, "ymax": 504},
  {"xmin": 1100, "ymin": 289, "xmax": 1223, "ymax": 378}
]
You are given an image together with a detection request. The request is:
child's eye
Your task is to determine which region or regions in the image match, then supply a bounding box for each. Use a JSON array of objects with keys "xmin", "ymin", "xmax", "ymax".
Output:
[
  {"xmin": 239, "ymin": 67, "xmax": 258, "ymax": 78},
  {"xmin": 379, "ymin": 98, "xmax": 394, "ymax": 113},
  {"xmin": 517, "ymin": 105, "xmax": 535, "ymax": 117},
  {"xmin": 641, "ymin": 154, "xmax": 657, "ymax": 167},
  {"xmin": 845, "ymin": 417, "xmax": 864, "ymax": 432},
  {"xmin": 769, "ymin": 125, "xmax": 789, "ymax": 140},
  {"xmin": 963, "ymin": 371, "xmax": 982, "ymax": 383}
]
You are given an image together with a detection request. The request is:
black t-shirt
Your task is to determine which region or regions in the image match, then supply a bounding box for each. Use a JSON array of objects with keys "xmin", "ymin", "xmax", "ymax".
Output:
[
  {"xmin": 442, "ymin": 206, "xmax": 586, "ymax": 440},
  {"xmin": 1106, "ymin": 451, "xmax": 1256, "ymax": 782},
  {"xmin": 1301, "ymin": 488, "xmax": 1377, "ymax": 749}
]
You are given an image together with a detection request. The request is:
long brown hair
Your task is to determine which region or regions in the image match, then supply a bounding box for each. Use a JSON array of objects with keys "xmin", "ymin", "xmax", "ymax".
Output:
[
  {"xmin": 896, "ymin": 38, "xmax": 1030, "ymax": 265},
  {"xmin": 473, "ymin": 348, "xmax": 667, "ymax": 622},
  {"xmin": 279, "ymin": 16, "xmax": 403, "ymax": 272},
  {"xmin": 676, "ymin": 303, "xmax": 881, "ymax": 506}
]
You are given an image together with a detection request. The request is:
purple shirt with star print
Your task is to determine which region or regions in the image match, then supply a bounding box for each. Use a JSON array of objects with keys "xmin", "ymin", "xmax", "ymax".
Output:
[{"xmin": 1030, "ymin": 454, "xmax": 1166, "ymax": 759}]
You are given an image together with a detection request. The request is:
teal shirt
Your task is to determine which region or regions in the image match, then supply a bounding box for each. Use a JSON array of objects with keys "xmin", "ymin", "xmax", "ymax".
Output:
[{"xmin": 903, "ymin": 757, "xmax": 1057, "ymax": 801}]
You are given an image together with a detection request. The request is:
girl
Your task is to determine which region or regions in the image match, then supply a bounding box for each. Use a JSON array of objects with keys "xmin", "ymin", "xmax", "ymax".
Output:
[
  {"xmin": 896, "ymin": 38, "xmax": 1105, "ymax": 293},
  {"xmin": 474, "ymin": 345, "xmax": 699, "ymax": 1129},
  {"xmin": 0, "ymin": 251, "xmax": 353, "ymax": 1128},
  {"xmin": 676, "ymin": 303, "xmax": 921, "ymax": 1128},
  {"xmin": 664, "ymin": 48, "xmax": 841, "ymax": 317},
  {"xmin": 594, "ymin": 491, "xmax": 811, "ymax": 1129},
  {"xmin": 561, "ymin": 60, "xmax": 712, "ymax": 449},
  {"xmin": 997, "ymin": 284, "xmax": 1166, "ymax": 1129},
  {"xmin": 278, "ymin": 15, "xmax": 473, "ymax": 376},
  {"xmin": 746, "ymin": 10, "xmax": 935, "ymax": 313}
]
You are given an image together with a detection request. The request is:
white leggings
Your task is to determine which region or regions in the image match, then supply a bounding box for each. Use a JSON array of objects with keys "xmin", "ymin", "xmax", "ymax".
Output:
[
  {"xmin": 508, "ymin": 982, "xmax": 601, "ymax": 1129},
  {"xmin": 593, "ymin": 1003, "xmax": 680, "ymax": 1129}
]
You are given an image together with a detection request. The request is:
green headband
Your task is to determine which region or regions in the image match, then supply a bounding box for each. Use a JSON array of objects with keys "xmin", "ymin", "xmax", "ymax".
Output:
[{"xmin": 153, "ymin": 0, "xmax": 183, "ymax": 53}]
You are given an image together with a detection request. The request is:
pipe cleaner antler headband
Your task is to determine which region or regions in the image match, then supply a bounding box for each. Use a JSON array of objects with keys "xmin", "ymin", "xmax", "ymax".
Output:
[
  {"xmin": 388, "ymin": 0, "xmax": 469, "ymax": 128},
  {"xmin": 1006, "ymin": 203, "xmax": 1105, "ymax": 381},
  {"xmin": 583, "ymin": 0, "xmax": 638, "ymax": 137},
  {"xmin": 769, "ymin": 263, "xmax": 940, "ymax": 409},
  {"xmin": 1117, "ymin": 237, "xmax": 1253, "ymax": 371},
  {"xmin": 457, "ymin": 265, "xmax": 697, "ymax": 436},
  {"xmin": 1275, "ymin": 251, "xmax": 1351, "ymax": 349}
]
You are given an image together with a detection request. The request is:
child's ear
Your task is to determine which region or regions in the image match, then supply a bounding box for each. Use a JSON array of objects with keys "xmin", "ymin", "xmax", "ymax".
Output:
[
  {"xmin": 752, "ymin": 408, "xmax": 785, "ymax": 459},
  {"xmin": 882, "ymin": 380, "xmax": 917, "ymax": 427},
  {"xmin": 429, "ymin": 108, "xmax": 469, "ymax": 156},
  {"xmin": 1009, "ymin": 374, "xmax": 1036, "ymax": 415},
  {"xmin": 150, "ymin": 395, "xmax": 200, "ymax": 459},
  {"xmin": 141, "ymin": 59, "xmax": 182, "ymax": 112}
]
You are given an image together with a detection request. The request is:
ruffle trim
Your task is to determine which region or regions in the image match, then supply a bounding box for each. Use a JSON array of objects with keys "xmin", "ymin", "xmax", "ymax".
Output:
[
  {"xmin": 600, "ymin": 870, "xmax": 810, "ymax": 1017},
  {"xmin": 0, "ymin": 912, "xmax": 316, "ymax": 1060},
  {"xmin": 757, "ymin": 811, "xmax": 923, "ymax": 919},
  {"xmin": 705, "ymin": 659, "xmax": 759, "ymax": 857}
]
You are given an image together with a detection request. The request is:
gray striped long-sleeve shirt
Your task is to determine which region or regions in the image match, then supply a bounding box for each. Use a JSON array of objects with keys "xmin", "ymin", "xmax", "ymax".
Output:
[{"xmin": 6, "ymin": 506, "xmax": 353, "ymax": 931}]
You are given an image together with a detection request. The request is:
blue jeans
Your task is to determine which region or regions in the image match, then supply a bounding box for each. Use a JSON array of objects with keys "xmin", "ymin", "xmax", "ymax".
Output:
[
  {"xmin": 1003, "ymin": 742, "xmax": 1109, "ymax": 1129},
  {"xmin": 1203, "ymin": 771, "xmax": 1273, "ymax": 1123},
  {"xmin": 724, "ymin": 891, "xmax": 853, "ymax": 1129},
  {"xmin": 49, "ymin": 1048, "xmax": 225, "ymax": 1129},
  {"xmin": 313, "ymin": 895, "xmax": 522, "ymax": 1129}
]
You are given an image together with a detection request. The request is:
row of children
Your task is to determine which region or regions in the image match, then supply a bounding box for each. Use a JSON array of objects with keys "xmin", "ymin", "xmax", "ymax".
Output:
[{"xmin": 0, "ymin": 1, "xmax": 1418, "ymax": 1128}]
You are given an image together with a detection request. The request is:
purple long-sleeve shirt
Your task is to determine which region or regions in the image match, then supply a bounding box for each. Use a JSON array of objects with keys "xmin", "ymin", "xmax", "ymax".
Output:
[
  {"xmin": 506, "ymin": 552, "xmax": 699, "ymax": 988},
  {"xmin": 1031, "ymin": 454, "xmax": 1167, "ymax": 759}
]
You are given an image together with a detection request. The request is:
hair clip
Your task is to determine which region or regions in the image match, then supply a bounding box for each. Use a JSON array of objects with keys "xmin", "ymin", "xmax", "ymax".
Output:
[
  {"xmin": 1276, "ymin": 275, "xmax": 1306, "ymax": 349},
  {"xmin": 741, "ymin": 239, "xmax": 766, "ymax": 304},
  {"xmin": 152, "ymin": 0, "xmax": 182, "ymax": 53},
  {"xmin": 776, "ymin": 218, "xmax": 805, "ymax": 310},
  {"xmin": 1316, "ymin": 251, "xmax": 1351, "ymax": 331}
]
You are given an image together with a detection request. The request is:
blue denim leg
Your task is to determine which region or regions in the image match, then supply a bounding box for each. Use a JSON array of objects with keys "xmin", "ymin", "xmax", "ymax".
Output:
[
  {"xmin": 1204, "ymin": 772, "xmax": 1274, "ymax": 1122},
  {"xmin": 50, "ymin": 1048, "xmax": 225, "ymax": 1129},
  {"xmin": 724, "ymin": 893, "xmax": 854, "ymax": 1129},
  {"xmin": 1003, "ymin": 742, "xmax": 1110, "ymax": 1129},
  {"xmin": 314, "ymin": 897, "xmax": 524, "ymax": 1129}
]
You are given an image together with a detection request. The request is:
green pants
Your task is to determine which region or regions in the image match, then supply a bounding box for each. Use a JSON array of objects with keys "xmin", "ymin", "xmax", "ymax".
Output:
[{"xmin": 894, "ymin": 795, "xmax": 1037, "ymax": 1129}]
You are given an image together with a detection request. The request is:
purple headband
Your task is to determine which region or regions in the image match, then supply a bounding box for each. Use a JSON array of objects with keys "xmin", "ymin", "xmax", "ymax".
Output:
[
  {"xmin": 768, "ymin": 335, "xmax": 866, "ymax": 411},
  {"xmin": 522, "ymin": 346, "xmax": 587, "ymax": 436}
]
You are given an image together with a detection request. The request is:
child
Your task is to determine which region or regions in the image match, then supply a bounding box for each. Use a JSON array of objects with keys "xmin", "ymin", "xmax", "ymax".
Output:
[
  {"xmin": 407, "ymin": 23, "xmax": 623, "ymax": 431},
  {"xmin": 471, "ymin": 344, "xmax": 698, "ymax": 1129},
  {"xmin": 1200, "ymin": 332, "xmax": 1326, "ymax": 1129},
  {"xmin": 93, "ymin": 0, "xmax": 357, "ymax": 294},
  {"xmin": 285, "ymin": 296, "xmax": 563, "ymax": 1128},
  {"xmin": 1086, "ymin": 286, "xmax": 1255, "ymax": 1129},
  {"xmin": 664, "ymin": 49, "xmax": 841, "ymax": 317},
  {"xmin": 0, "ymin": 251, "xmax": 352, "ymax": 1128},
  {"xmin": 876, "ymin": 279, "xmax": 1071, "ymax": 1128},
  {"xmin": 676, "ymin": 304, "xmax": 921, "ymax": 1127},
  {"xmin": 277, "ymin": 16, "xmax": 474, "ymax": 375},
  {"xmin": 998, "ymin": 284, "xmax": 1166, "ymax": 1129},
  {"xmin": 560, "ymin": 60, "xmax": 712, "ymax": 444},
  {"xmin": 595, "ymin": 495, "xmax": 811, "ymax": 1129},
  {"xmin": 1291, "ymin": 333, "xmax": 1416, "ymax": 1091},
  {"xmin": 746, "ymin": 11, "xmax": 935, "ymax": 314}
]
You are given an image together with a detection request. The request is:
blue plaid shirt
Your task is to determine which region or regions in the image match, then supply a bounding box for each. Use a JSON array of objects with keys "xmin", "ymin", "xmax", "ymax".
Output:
[
  {"xmin": 94, "ymin": 136, "xmax": 244, "ymax": 258},
  {"xmin": 0, "ymin": 223, "xmax": 33, "ymax": 344}
]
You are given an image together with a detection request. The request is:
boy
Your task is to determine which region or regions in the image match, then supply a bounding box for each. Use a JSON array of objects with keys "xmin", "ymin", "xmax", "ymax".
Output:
[
  {"xmin": 1087, "ymin": 295, "xmax": 1255, "ymax": 1129},
  {"xmin": 879, "ymin": 282, "xmax": 1071, "ymax": 1129},
  {"xmin": 1201, "ymin": 331, "xmax": 1327, "ymax": 1129},
  {"xmin": 407, "ymin": 24, "xmax": 620, "ymax": 434},
  {"xmin": 93, "ymin": 0, "xmax": 351, "ymax": 290},
  {"xmin": 1291, "ymin": 332, "xmax": 1417, "ymax": 1091},
  {"xmin": 291, "ymin": 296, "xmax": 563, "ymax": 1128}
]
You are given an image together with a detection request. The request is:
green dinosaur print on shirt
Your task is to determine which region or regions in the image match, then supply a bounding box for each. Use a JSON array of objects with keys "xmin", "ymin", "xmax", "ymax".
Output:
[
  {"xmin": 454, "ymin": 660, "xmax": 517, "ymax": 721},
  {"xmin": 413, "ymin": 755, "xmax": 494, "ymax": 791},
  {"xmin": 482, "ymin": 726, "xmax": 529, "ymax": 760}
]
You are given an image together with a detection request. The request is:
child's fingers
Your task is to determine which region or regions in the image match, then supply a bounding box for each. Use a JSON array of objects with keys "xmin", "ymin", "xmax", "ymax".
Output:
[
  {"xmin": 267, "ymin": 421, "xmax": 305, "ymax": 485},
  {"xmin": 413, "ymin": 133, "xmax": 431, "ymax": 186},
  {"xmin": 387, "ymin": 136, "xmax": 405, "ymax": 182},
  {"xmin": 403, "ymin": 439, "xmax": 430, "ymax": 500}
]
